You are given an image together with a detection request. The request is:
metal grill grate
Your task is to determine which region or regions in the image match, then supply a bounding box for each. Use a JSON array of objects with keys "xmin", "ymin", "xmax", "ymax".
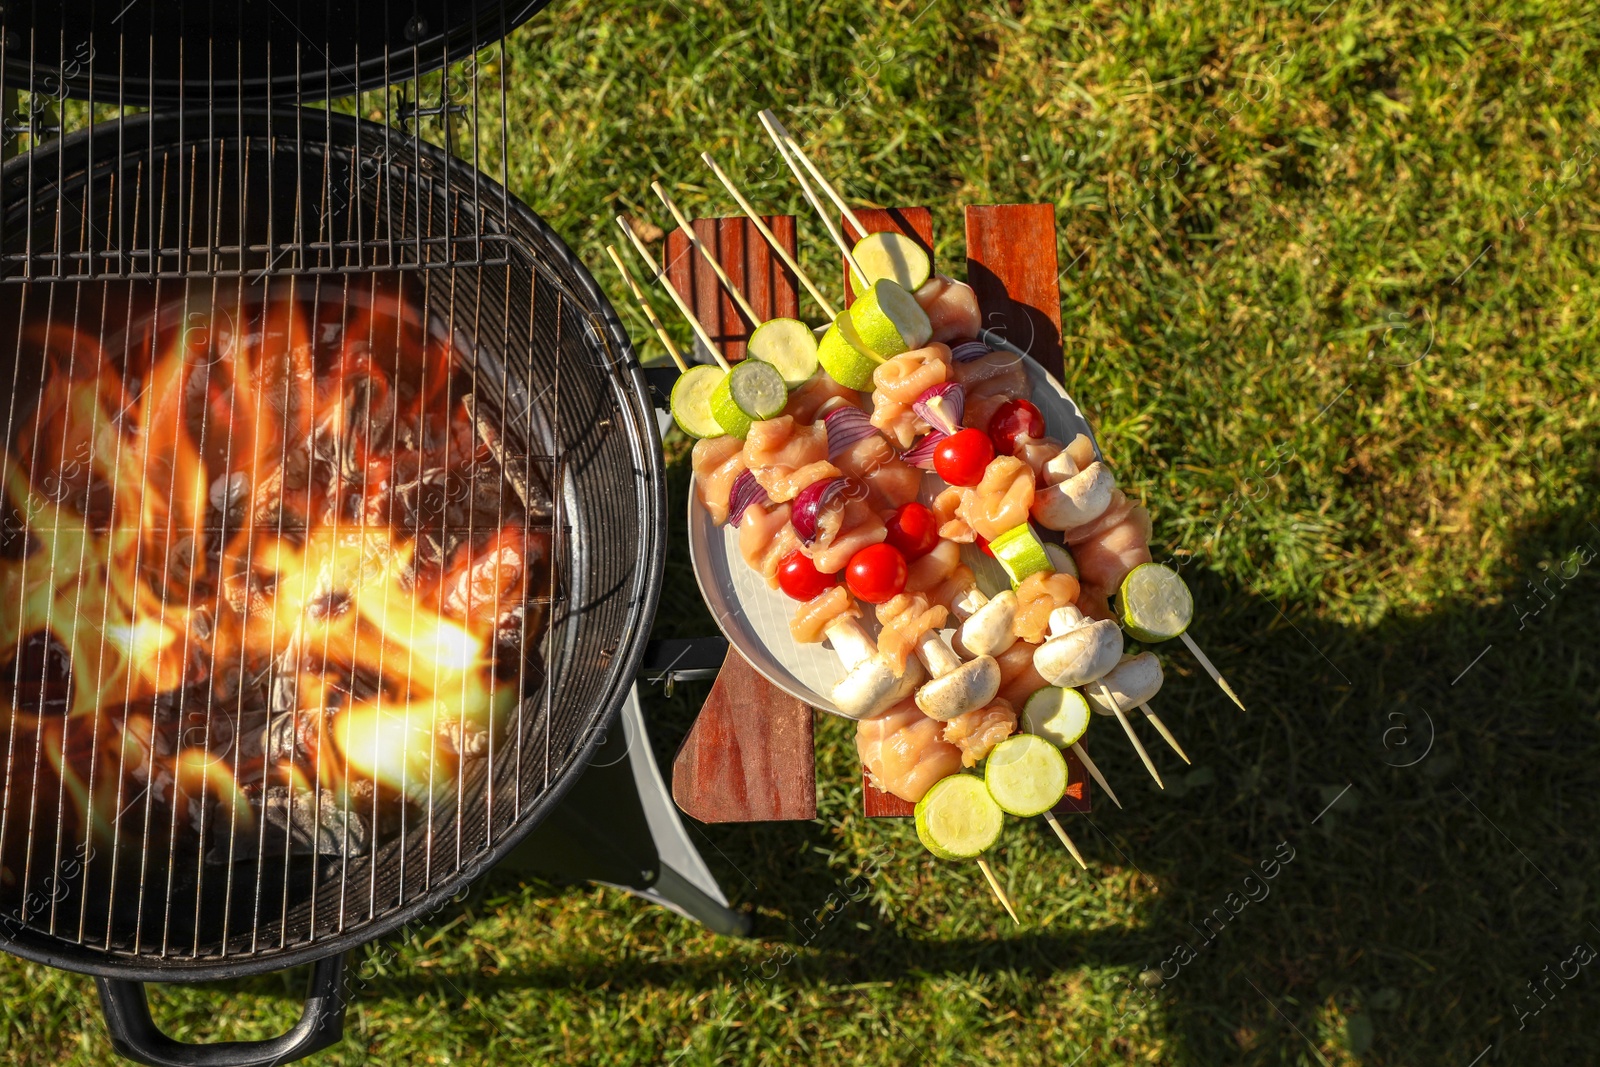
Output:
[
  {"xmin": 0, "ymin": 0, "xmax": 549, "ymax": 282},
  {"xmin": 0, "ymin": 86, "xmax": 663, "ymax": 980}
]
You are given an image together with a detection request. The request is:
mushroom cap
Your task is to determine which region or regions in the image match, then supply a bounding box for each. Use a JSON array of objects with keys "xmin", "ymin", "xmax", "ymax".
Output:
[
  {"xmin": 956, "ymin": 590, "xmax": 1019, "ymax": 659},
  {"xmin": 1032, "ymin": 461, "xmax": 1116, "ymax": 531},
  {"xmin": 915, "ymin": 655, "xmax": 1002, "ymax": 721},
  {"xmin": 1085, "ymin": 652, "xmax": 1164, "ymax": 715},
  {"xmin": 1033, "ymin": 618, "xmax": 1123, "ymax": 688},
  {"xmin": 833, "ymin": 655, "xmax": 926, "ymax": 720}
]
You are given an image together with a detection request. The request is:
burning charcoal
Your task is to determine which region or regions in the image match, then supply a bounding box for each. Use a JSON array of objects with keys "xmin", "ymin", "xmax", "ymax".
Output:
[
  {"xmin": 255, "ymin": 787, "xmax": 370, "ymax": 860},
  {"xmin": 208, "ymin": 471, "xmax": 251, "ymax": 515},
  {"xmin": 442, "ymin": 718, "xmax": 490, "ymax": 759}
]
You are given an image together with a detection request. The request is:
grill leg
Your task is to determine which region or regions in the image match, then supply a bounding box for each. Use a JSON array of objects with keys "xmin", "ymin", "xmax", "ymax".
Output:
[
  {"xmin": 94, "ymin": 953, "xmax": 347, "ymax": 1067},
  {"xmin": 500, "ymin": 684, "xmax": 751, "ymax": 936}
]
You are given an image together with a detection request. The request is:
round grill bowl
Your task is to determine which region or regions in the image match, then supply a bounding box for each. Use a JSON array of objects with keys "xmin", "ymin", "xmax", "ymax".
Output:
[{"xmin": 0, "ymin": 108, "xmax": 666, "ymax": 983}]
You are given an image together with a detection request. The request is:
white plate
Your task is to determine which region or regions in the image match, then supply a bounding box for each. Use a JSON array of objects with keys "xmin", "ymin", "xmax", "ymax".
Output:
[{"xmin": 688, "ymin": 352, "xmax": 1099, "ymax": 717}]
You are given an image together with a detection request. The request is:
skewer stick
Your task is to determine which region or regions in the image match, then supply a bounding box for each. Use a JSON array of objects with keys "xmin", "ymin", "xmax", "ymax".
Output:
[
  {"xmin": 1071, "ymin": 742, "xmax": 1120, "ymax": 810},
  {"xmin": 976, "ymin": 857, "xmax": 1019, "ymax": 925},
  {"xmin": 758, "ymin": 109, "xmax": 867, "ymax": 237},
  {"xmin": 1140, "ymin": 703, "xmax": 1191, "ymax": 764},
  {"xmin": 1042, "ymin": 811, "xmax": 1088, "ymax": 870},
  {"xmin": 757, "ymin": 111, "xmax": 870, "ymax": 292},
  {"xmin": 1179, "ymin": 631, "xmax": 1247, "ymax": 711},
  {"xmin": 604, "ymin": 244, "xmax": 688, "ymax": 373},
  {"xmin": 701, "ymin": 151, "xmax": 839, "ymax": 320},
  {"xmin": 615, "ymin": 215, "xmax": 731, "ymax": 373},
  {"xmin": 650, "ymin": 181, "xmax": 763, "ymax": 326},
  {"xmin": 1101, "ymin": 684, "xmax": 1163, "ymax": 789}
]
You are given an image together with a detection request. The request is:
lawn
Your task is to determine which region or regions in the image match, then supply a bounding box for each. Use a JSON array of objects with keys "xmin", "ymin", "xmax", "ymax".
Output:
[{"xmin": 5, "ymin": 0, "xmax": 1600, "ymax": 1064}]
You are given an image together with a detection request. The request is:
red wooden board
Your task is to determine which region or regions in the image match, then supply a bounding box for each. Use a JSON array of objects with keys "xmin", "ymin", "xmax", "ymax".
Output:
[
  {"xmin": 841, "ymin": 207, "xmax": 934, "ymax": 306},
  {"xmin": 665, "ymin": 215, "xmax": 800, "ymax": 363},
  {"xmin": 666, "ymin": 214, "xmax": 817, "ymax": 823},
  {"xmin": 965, "ymin": 204, "xmax": 1065, "ymax": 381},
  {"xmin": 670, "ymin": 647, "xmax": 818, "ymax": 823}
]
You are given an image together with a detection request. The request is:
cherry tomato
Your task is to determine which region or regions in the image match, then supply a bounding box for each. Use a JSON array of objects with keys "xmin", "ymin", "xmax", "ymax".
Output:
[
  {"xmin": 988, "ymin": 398, "xmax": 1046, "ymax": 456},
  {"xmin": 845, "ymin": 543, "xmax": 908, "ymax": 604},
  {"xmin": 777, "ymin": 549, "xmax": 838, "ymax": 601},
  {"xmin": 933, "ymin": 428, "xmax": 994, "ymax": 487},
  {"xmin": 975, "ymin": 534, "xmax": 994, "ymax": 558},
  {"xmin": 884, "ymin": 502, "xmax": 939, "ymax": 560}
]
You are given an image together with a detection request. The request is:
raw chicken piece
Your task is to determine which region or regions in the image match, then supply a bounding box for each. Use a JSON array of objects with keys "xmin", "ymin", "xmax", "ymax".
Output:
[
  {"xmin": 790, "ymin": 584, "xmax": 857, "ymax": 643},
  {"xmin": 931, "ymin": 484, "xmax": 976, "ymax": 543},
  {"xmin": 744, "ymin": 416, "xmax": 838, "ymax": 503},
  {"xmin": 805, "ymin": 495, "xmax": 887, "ymax": 573},
  {"xmin": 964, "ymin": 392, "xmax": 1011, "ymax": 434},
  {"xmin": 874, "ymin": 593, "xmax": 949, "ymax": 673},
  {"xmin": 856, "ymin": 698, "xmax": 965, "ymax": 803},
  {"xmin": 1013, "ymin": 571, "xmax": 1082, "ymax": 644},
  {"xmin": 1076, "ymin": 585, "xmax": 1115, "ymax": 622},
  {"xmin": 1016, "ymin": 436, "xmax": 1065, "ymax": 480},
  {"xmin": 1063, "ymin": 488, "xmax": 1135, "ymax": 545},
  {"xmin": 995, "ymin": 640, "xmax": 1049, "ymax": 707},
  {"xmin": 785, "ymin": 371, "xmax": 861, "ymax": 423},
  {"xmin": 952, "ymin": 349, "xmax": 1028, "ymax": 412},
  {"xmin": 914, "ymin": 275, "xmax": 982, "ymax": 345},
  {"xmin": 691, "ymin": 436, "xmax": 748, "ymax": 525},
  {"xmin": 956, "ymin": 456, "xmax": 1035, "ymax": 541},
  {"xmin": 738, "ymin": 500, "xmax": 801, "ymax": 588},
  {"xmin": 1074, "ymin": 506, "xmax": 1153, "ymax": 599},
  {"xmin": 828, "ymin": 426, "xmax": 923, "ymax": 510},
  {"xmin": 942, "ymin": 698, "xmax": 1018, "ymax": 767},
  {"xmin": 905, "ymin": 539, "xmax": 977, "ymax": 607},
  {"xmin": 870, "ymin": 343, "xmax": 952, "ymax": 448}
]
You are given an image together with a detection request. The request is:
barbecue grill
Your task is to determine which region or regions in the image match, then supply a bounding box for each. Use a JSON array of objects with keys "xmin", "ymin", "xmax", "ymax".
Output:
[{"xmin": 0, "ymin": 3, "xmax": 666, "ymax": 1064}]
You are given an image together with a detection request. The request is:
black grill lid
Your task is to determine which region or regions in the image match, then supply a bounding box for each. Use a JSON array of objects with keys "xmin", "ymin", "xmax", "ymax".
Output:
[{"xmin": 1, "ymin": 0, "xmax": 552, "ymax": 104}]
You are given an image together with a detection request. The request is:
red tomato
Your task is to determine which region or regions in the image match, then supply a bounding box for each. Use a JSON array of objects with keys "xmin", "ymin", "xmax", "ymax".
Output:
[
  {"xmin": 777, "ymin": 549, "xmax": 838, "ymax": 601},
  {"xmin": 845, "ymin": 543, "xmax": 908, "ymax": 604},
  {"xmin": 988, "ymin": 398, "xmax": 1046, "ymax": 456},
  {"xmin": 933, "ymin": 428, "xmax": 994, "ymax": 487},
  {"xmin": 975, "ymin": 534, "xmax": 994, "ymax": 558},
  {"xmin": 884, "ymin": 502, "xmax": 939, "ymax": 560}
]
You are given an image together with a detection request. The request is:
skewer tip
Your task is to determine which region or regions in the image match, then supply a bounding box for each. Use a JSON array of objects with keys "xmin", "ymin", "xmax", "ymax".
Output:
[
  {"xmin": 1043, "ymin": 811, "xmax": 1089, "ymax": 871},
  {"xmin": 976, "ymin": 857, "xmax": 1020, "ymax": 925}
]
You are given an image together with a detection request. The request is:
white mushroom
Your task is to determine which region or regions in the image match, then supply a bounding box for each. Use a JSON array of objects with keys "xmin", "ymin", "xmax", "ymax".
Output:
[
  {"xmin": 826, "ymin": 615, "xmax": 925, "ymax": 719},
  {"xmin": 1032, "ymin": 460, "xmax": 1116, "ymax": 531},
  {"xmin": 951, "ymin": 587, "xmax": 1019, "ymax": 659},
  {"xmin": 1033, "ymin": 605, "xmax": 1123, "ymax": 688},
  {"xmin": 1084, "ymin": 652, "xmax": 1164, "ymax": 715},
  {"xmin": 912, "ymin": 630, "xmax": 1001, "ymax": 722}
]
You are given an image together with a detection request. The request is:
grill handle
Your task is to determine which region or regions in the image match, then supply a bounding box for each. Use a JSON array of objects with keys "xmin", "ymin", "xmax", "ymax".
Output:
[{"xmin": 94, "ymin": 953, "xmax": 348, "ymax": 1067}]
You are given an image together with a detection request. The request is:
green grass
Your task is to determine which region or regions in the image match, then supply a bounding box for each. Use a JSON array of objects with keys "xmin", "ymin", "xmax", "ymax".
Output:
[{"xmin": 6, "ymin": 0, "xmax": 1600, "ymax": 1063}]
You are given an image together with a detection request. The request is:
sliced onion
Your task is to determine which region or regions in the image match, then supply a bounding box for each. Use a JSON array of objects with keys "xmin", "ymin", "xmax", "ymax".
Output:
[
  {"xmin": 727, "ymin": 469, "xmax": 769, "ymax": 527},
  {"xmin": 903, "ymin": 431, "xmax": 947, "ymax": 469},
  {"xmin": 912, "ymin": 382, "xmax": 965, "ymax": 436},
  {"xmin": 790, "ymin": 476, "xmax": 850, "ymax": 544},
  {"xmin": 951, "ymin": 341, "xmax": 991, "ymax": 363},
  {"xmin": 824, "ymin": 405, "xmax": 878, "ymax": 460}
]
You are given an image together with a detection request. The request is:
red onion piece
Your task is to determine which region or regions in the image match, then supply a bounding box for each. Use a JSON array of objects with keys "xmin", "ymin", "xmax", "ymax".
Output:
[
  {"xmin": 903, "ymin": 431, "xmax": 947, "ymax": 469},
  {"xmin": 951, "ymin": 341, "xmax": 990, "ymax": 363},
  {"xmin": 824, "ymin": 405, "xmax": 878, "ymax": 460},
  {"xmin": 911, "ymin": 382, "xmax": 965, "ymax": 436},
  {"xmin": 727, "ymin": 469, "xmax": 769, "ymax": 527},
  {"xmin": 790, "ymin": 476, "xmax": 850, "ymax": 544}
]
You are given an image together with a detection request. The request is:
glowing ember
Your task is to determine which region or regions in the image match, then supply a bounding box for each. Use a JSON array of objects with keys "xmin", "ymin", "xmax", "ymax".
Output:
[{"xmin": 0, "ymin": 277, "xmax": 549, "ymax": 865}]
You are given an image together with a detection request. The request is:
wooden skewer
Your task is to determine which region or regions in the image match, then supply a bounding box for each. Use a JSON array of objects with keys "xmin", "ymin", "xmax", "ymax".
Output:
[
  {"xmin": 1179, "ymin": 631, "xmax": 1247, "ymax": 711},
  {"xmin": 650, "ymin": 181, "xmax": 763, "ymax": 326},
  {"xmin": 1139, "ymin": 702, "xmax": 1190, "ymax": 764},
  {"xmin": 1100, "ymin": 683, "xmax": 1164, "ymax": 789},
  {"xmin": 976, "ymin": 857, "xmax": 1019, "ymax": 925},
  {"xmin": 758, "ymin": 109, "xmax": 867, "ymax": 238},
  {"xmin": 604, "ymin": 244, "xmax": 688, "ymax": 373},
  {"xmin": 615, "ymin": 215, "xmax": 731, "ymax": 373},
  {"xmin": 700, "ymin": 151, "xmax": 840, "ymax": 320},
  {"xmin": 1042, "ymin": 811, "xmax": 1088, "ymax": 870},
  {"xmin": 756, "ymin": 111, "xmax": 870, "ymax": 291},
  {"xmin": 1071, "ymin": 742, "xmax": 1120, "ymax": 810}
]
